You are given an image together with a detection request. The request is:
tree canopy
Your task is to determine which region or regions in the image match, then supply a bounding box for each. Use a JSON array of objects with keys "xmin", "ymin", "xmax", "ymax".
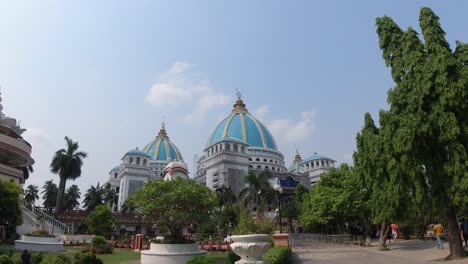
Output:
[
  {"xmin": 50, "ymin": 136, "xmax": 87, "ymax": 217},
  {"xmin": 86, "ymin": 205, "xmax": 115, "ymax": 237},
  {"xmin": 359, "ymin": 7, "xmax": 468, "ymax": 257},
  {"xmin": 0, "ymin": 180, "xmax": 23, "ymax": 239},
  {"xmin": 131, "ymin": 178, "xmax": 217, "ymax": 241}
]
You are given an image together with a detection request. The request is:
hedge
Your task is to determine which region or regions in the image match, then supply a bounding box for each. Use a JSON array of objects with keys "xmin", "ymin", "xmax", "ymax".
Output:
[{"xmin": 262, "ymin": 246, "xmax": 291, "ymax": 264}]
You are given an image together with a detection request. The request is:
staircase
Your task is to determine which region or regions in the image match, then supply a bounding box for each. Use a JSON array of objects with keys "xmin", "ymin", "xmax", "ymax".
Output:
[{"xmin": 18, "ymin": 205, "xmax": 70, "ymax": 235}]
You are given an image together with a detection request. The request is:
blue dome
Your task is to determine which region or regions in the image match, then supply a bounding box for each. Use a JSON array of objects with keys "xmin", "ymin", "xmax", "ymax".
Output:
[
  {"xmin": 206, "ymin": 101, "xmax": 278, "ymax": 150},
  {"xmin": 300, "ymin": 153, "xmax": 335, "ymax": 164},
  {"xmin": 111, "ymin": 165, "xmax": 121, "ymax": 172},
  {"xmin": 143, "ymin": 126, "xmax": 183, "ymax": 161},
  {"xmin": 126, "ymin": 149, "xmax": 152, "ymax": 158}
]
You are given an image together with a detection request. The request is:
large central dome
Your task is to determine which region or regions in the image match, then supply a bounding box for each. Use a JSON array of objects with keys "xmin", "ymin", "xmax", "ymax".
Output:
[{"xmin": 206, "ymin": 97, "xmax": 278, "ymax": 150}]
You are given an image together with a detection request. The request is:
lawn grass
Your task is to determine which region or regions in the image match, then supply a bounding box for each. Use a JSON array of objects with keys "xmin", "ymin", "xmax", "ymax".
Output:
[{"xmin": 3, "ymin": 245, "xmax": 141, "ymax": 264}]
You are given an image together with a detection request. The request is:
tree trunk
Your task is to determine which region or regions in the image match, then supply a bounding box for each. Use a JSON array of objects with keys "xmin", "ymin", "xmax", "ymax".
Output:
[
  {"xmin": 447, "ymin": 206, "xmax": 463, "ymax": 259},
  {"xmin": 378, "ymin": 222, "xmax": 391, "ymax": 250},
  {"xmin": 54, "ymin": 176, "xmax": 66, "ymax": 219}
]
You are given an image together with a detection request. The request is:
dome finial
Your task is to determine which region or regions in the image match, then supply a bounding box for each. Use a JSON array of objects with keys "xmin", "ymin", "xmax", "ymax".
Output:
[
  {"xmin": 158, "ymin": 116, "xmax": 168, "ymax": 137},
  {"xmin": 232, "ymin": 89, "xmax": 247, "ymax": 112},
  {"xmin": 295, "ymin": 147, "xmax": 302, "ymax": 161}
]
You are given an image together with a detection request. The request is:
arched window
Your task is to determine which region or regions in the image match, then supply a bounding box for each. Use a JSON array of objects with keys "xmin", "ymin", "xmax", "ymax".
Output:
[
  {"xmin": 265, "ymin": 166, "xmax": 269, "ymax": 170},
  {"xmin": 248, "ymin": 158, "xmax": 252, "ymax": 161},
  {"xmin": 114, "ymin": 172, "xmax": 117, "ymax": 178},
  {"xmin": 257, "ymin": 165, "xmax": 262, "ymax": 170},
  {"xmin": 137, "ymin": 157, "xmax": 141, "ymax": 165},
  {"xmin": 143, "ymin": 159, "xmax": 147, "ymax": 166},
  {"xmin": 129, "ymin": 157, "xmax": 134, "ymax": 164},
  {"xmin": 270, "ymin": 160, "xmax": 273, "ymax": 163},
  {"xmin": 249, "ymin": 165, "xmax": 253, "ymax": 169},
  {"xmin": 256, "ymin": 158, "xmax": 260, "ymax": 162},
  {"xmin": 263, "ymin": 159, "xmax": 267, "ymax": 162},
  {"xmin": 233, "ymin": 144, "xmax": 239, "ymax": 152}
]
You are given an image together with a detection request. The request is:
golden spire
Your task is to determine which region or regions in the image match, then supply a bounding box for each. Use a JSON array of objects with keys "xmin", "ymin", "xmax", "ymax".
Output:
[
  {"xmin": 232, "ymin": 89, "xmax": 247, "ymax": 112},
  {"xmin": 157, "ymin": 118, "xmax": 168, "ymax": 137}
]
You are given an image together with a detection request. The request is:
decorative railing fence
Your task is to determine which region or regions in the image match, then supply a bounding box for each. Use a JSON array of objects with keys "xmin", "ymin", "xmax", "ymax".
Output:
[{"xmin": 289, "ymin": 233, "xmax": 364, "ymax": 248}]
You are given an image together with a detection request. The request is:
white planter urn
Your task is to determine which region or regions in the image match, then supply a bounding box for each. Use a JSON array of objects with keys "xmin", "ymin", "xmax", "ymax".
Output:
[
  {"xmin": 230, "ymin": 234, "xmax": 271, "ymax": 264},
  {"xmin": 140, "ymin": 243, "xmax": 206, "ymax": 264}
]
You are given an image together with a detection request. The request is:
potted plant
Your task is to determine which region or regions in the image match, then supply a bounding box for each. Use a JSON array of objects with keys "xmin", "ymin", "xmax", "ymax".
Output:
[
  {"xmin": 230, "ymin": 208, "xmax": 273, "ymax": 263},
  {"xmin": 131, "ymin": 178, "xmax": 217, "ymax": 264}
]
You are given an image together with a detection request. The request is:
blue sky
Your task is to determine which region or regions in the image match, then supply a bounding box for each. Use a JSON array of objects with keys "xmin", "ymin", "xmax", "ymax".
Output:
[{"xmin": 0, "ymin": 1, "xmax": 466, "ymax": 203}]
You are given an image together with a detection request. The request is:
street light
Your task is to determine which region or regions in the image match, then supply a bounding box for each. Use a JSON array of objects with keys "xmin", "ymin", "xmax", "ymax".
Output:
[
  {"xmin": 111, "ymin": 223, "xmax": 116, "ymax": 239},
  {"xmin": 273, "ymin": 184, "xmax": 283, "ymax": 234}
]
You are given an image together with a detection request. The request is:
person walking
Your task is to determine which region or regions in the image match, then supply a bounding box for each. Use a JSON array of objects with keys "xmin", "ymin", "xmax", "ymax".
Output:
[
  {"xmin": 460, "ymin": 218, "xmax": 468, "ymax": 248},
  {"xmin": 433, "ymin": 222, "xmax": 444, "ymax": 249}
]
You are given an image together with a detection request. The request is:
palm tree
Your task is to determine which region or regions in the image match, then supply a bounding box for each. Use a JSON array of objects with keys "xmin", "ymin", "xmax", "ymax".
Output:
[
  {"xmin": 63, "ymin": 184, "xmax": 81, "ymax": 211},
  {"xmin": 22, "ymin": 165, "xmax": 33, "ymax": 181},
  {"xmin": 215, "ymin": 186, "xmax": 237, "ymax": 208},
  {"xmin": 50, "ymin": 136, "xmax": 87, "ymax": 218},
  {"xmin": 41, "ymin": 180, "xmax": 58, "ymax": 212},
  {"xmin": 24, "ymin": 184, "xmax": 39, "ymax": 208},
  {"xmin": 83, "ymin": 183, "xmax": 104, "ymax": 211},
  {"xmin": 102, "ymin": 183, "xmax": 118, "ymax": 210},
  {"xmin": 239, "ymin": 170, "xmax": 275, "ymax": 213}
]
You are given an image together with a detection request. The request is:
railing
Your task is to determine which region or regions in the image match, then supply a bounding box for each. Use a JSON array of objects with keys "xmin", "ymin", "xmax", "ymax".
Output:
[
  {"xmin": 21, "ymin": 205, "xmax": 43, "ymax": 231},
  {"xmin": 31, "ymin": 207, "xmax": 70, "ymax": 234},
  {"xmin": 289, "ymin": 233, "xmax": 363, "ymax": 248}
]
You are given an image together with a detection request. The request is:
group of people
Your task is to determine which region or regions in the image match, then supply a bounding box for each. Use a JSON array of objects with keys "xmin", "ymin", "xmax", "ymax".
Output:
[{"xmin": 432, "ymin": 218, "xmax": 468, "ymax": 250}]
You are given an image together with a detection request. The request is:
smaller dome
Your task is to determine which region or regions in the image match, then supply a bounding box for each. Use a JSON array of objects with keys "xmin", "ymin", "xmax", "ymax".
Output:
[
  {"xmin": 164, "ymin": 160, "xmax": 188, "ymax": 171},
  {"xmin": 288, "ymin": 150, "xmax": 302, "ymax": 173},
  {"xmin": 300, "ymin": 152, "xmax": 335, "ymax": 164},
  {"xmin": 110, "ymin": 165, "xmax": 121, "ymax": 172},
  {"xmin": 125, "ymin": 148, "xmax": 152, "ymax": 159}
]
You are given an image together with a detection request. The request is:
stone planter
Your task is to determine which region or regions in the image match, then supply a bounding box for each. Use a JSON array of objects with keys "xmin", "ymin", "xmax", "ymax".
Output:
[
  {"xmin": 230, "ymin": 234, "xmax": 271, "ymax": 264},
  {"xmin": 15, "ymin": 235, "xmax": 64, "ymax": 252},
  {"xmin": 140, "ymin": 243, "xmax": 206, "ymax": 264}
]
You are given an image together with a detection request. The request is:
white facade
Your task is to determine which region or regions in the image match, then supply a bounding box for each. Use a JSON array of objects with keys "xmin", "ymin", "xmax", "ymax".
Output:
[{"xmin": 106, "ymin": 124, "xmax": 187, "ymax": 212}]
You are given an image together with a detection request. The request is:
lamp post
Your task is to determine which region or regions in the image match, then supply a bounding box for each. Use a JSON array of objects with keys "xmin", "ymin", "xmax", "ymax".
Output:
[
  {"xmin": 135, "ymin": 214, "xmax": 142, "ymax": 234},
  {"xmin": 111, "ymin": 223, "xmax": 116, "ymax": 240},
  {"xmin": 273, "ymin": 184, "xmax": 283, "ymax": 234}
]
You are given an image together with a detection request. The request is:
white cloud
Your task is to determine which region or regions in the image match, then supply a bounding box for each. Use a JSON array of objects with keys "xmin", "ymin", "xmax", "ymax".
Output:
[
  {"xmin": 253, "ymin": 105, "xmax": 269, "ymax": 121},
  {"xmin": 268, "ymin": 111, "xmax": 317, "ymax": 144},
  {"xmin": 146, "ymin": 61, "xmax": 230, "ymax": 124}
]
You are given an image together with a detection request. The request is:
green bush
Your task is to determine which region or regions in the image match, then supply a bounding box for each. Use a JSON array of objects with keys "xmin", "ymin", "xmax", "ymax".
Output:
[
  {"xmin": 25, "ymin": 230, "xmax": 55, "ymax": 238},
  {"xmin": 227, "ymin": 251, "xmax": 240, "ymax": 264},
  {"xmin": 20, "ymin": 250, "xmax": 31, "ymax": 264},
  {"xmin": 262, "ymin": 246, "xmax": 291, "ymax": 264},
  {"xmin": 0, "ymin": 248, "xmax": 14, "ymax": 257},
  {"xmin": 31, "ymin": 252, "xmax": 43, "ymax": 264},
  {"xmin": 73, "ymin": 252, "xmax": 103, "ymax": 264},
  {"xmin": 186, "ymin": 255, "xmax": 216, "ymax": 264},
  {"xmin": 55, "ymin": 254, "xmax": 72, "ymax": 264},
  {"xmin": 87, "ymin": 235, "xmax": 113, "ymax": 254},
  {"xmin": 0, "ymin": 255, "xmax": 14, "ymax": 264},
  {"xmin": 234, "ymin": 208, "xmax": 273, "ymax": 235}
]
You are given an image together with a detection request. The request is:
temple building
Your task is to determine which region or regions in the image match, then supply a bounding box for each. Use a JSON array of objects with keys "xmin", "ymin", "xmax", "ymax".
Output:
[
  {"xmin": 0, "ymin": 92, "xmax": 34, "ymax": 185},
  {"xmin": 105, "ymin": 122, "xmax": 187, "ymax": 212},
  {"xmin": 195, "ymin": 94, "xmax": 336, "ymax": 196}
]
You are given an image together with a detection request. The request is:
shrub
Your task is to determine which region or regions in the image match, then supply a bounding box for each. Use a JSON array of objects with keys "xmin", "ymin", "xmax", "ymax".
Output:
[
  {"xmin": 262, "ymin": 246, "xmax": 291, "ymax": 264},
  {"xmin": 25, "ymin": 230, "xmax": 55, "ymax": 238},
  {"xmin": 89, "ymin": 235, "xmax": 113, "ymax": 254},
  {"xmin": 227, "ymin": 251, "xmax": 241, "ymax": 264},
  {"xmin": 186, "ymin": 255, "xmax": 216, "ymax": 264},
  {"xmin": 91, "ymin": 236, "xmax": 107, "ymax": 247},
  {"xmin": 31, "ymin": 252, "xmax": 43, "ymax": 264},
  {"xmin": 0, "ymin": 249, "xmax": 13, "ymax": 257},
  {"xmin": 234, "ymin": 208, "xmax": 273, "ymax": 235},
  {"xmin": 73, "ymin": 252, "xmax": 103, "ymax": 264},
  {"xmin": 86, "ymin": 206, "xmax": 116, "ymax": 237},
  {"xmin": 55, "ymin": 254, "xmax": 71, "ymax": 264},
  {"xmin": 0, "ymin": 255, "xmax": 14, "ymax": 264}
]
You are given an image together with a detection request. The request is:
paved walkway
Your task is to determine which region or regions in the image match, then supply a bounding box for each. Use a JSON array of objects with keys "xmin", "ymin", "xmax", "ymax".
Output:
[{"xmin": 292, "ymin": 240, "xmax": 467, "ymax": 264}]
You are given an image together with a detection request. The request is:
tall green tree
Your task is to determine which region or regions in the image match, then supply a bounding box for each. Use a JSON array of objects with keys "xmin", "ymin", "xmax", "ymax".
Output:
[
  {"xmin": 50, "ymin": 136, "xmax": 87, "ymax": 218},
  {"xmin": 41, "ymin": 180, "xmax": 57, "ymax": 212},
  {"xmin": 282, "ymin": 183, "xmax": 308, "ymax": 232},
  {"xmin": 83, "ymin": 183, "xmax": 104, "ymax": 211},
  {"xmin": 102, "ymin": 183, "xmax": 118, "ymax": 210},
  {"xmin": 372, "ymin": 8, "xmax": 468, "ymax": 257},
  {"xmin": 24, "ymin": 184, "xmax": 39, "ymax": 208},
  {"xmin": 239, "ymin": 170, "xmax": 274, "ymax": 213},
  {"xmin": 63, "ymin": 184, "xmax": 81, "ymax": 211},
  {"xmin": 215, "ymin": 186, "xmax": 237, "ymax": 208},
  {"xmin": 0, "ymin": 179, "xmax": 23, "ymax": 239},
  {"xmin": 300, "ymin": 164, "xmax": 367, "ymax": 234},
  {"xmin": 86, "ymin": 205, "xmax": 115, "ymax": 237},
  {"xmin": 132, "ymin": 178, "xmax": 217, "ymax": 241}
]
